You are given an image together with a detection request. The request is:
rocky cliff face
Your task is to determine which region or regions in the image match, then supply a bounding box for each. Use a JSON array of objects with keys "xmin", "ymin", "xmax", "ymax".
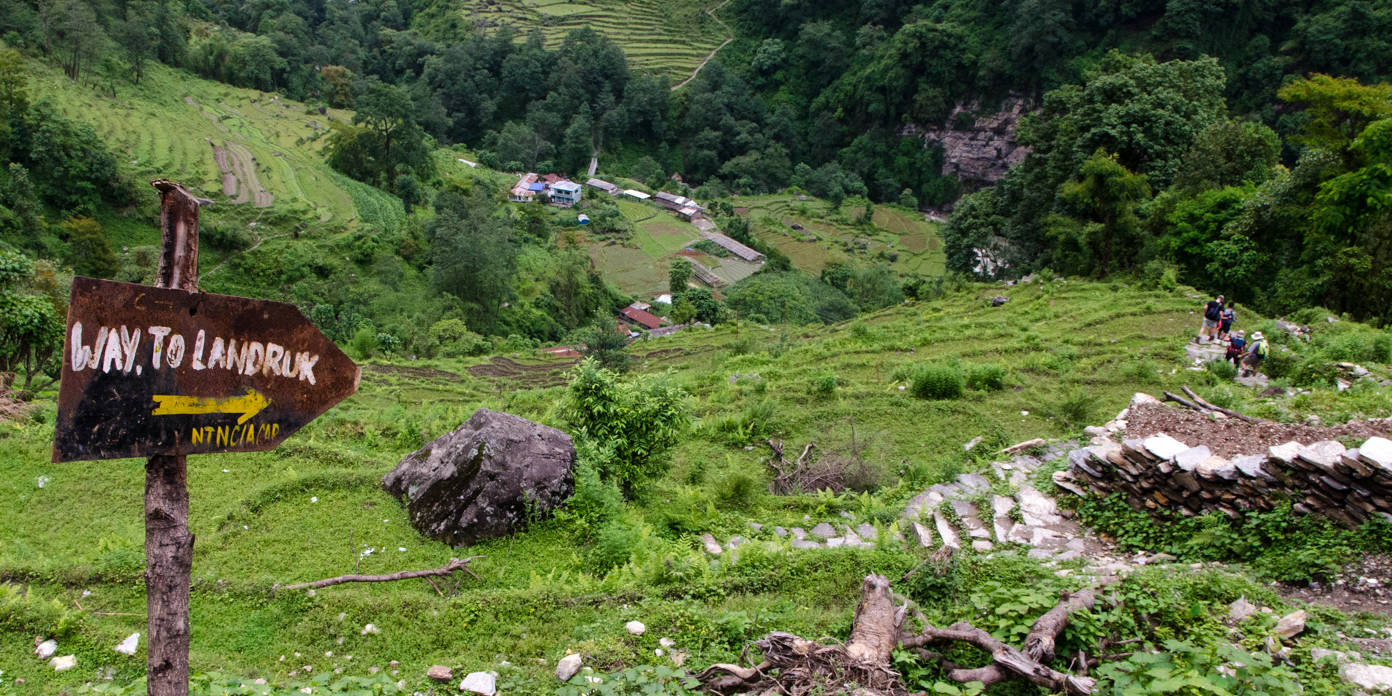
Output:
[{"xmin": 904, "ymin": 97, "xmax": 1032, "ymax": 188}]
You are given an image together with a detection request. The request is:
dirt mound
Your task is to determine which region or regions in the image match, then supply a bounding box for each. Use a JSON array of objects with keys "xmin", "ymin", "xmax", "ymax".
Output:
[
  {"xmin": 1282, "ymin": 554, "xmax": 1392, "ymax": 619},
  {"xmin": 1124, "ymin": 401, "xmax": 1391, "ymax": 458}
]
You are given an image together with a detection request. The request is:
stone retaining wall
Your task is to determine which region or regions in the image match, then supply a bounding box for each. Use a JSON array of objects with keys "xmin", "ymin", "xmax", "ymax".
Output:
[{"xmin": 1054, "ymin": 404, "xmax": 1392, "ymax": 528}]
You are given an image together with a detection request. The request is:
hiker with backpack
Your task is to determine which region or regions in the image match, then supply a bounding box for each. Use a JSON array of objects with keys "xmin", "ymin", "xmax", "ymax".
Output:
[
  {"xmin": 1219, "ymin": 305, "xmax": 1236, "ymax": 342},
  {"xmin": 1226, "ymin": 330, "xmax": 1246, "ymax": 369},
  {"xmin": 1241, "ymin": 331, "xmax": 1269, "ymax": 377},
  {"xmin": 1197, "ymin": 294, "xmax": 1224, "ymax": 344}
]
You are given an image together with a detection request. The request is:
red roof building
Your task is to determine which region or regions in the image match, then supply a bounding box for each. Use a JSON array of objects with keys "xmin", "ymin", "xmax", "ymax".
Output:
[{"xmin": 619, "ymin": 306, "xmax": 666, "ymax": 330}]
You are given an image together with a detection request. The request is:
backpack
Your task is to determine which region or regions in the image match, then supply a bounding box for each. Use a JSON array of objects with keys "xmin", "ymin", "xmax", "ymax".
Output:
[
  {"xmin": 1253, "ymin": 340, "xmax": 1269, "ymax": 358},
  {"xmin": 1205, "ymin": 302, "xmax": 1222, "ymax": 321}
]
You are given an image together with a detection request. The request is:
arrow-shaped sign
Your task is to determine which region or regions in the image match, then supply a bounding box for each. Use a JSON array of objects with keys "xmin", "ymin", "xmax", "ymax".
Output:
[{"xmin": 152, "ymin": 388, "xmax": 270, "ymax": 425}]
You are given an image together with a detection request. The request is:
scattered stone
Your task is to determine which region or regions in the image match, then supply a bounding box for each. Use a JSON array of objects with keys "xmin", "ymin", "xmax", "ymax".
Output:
[
  {"xmin": 810, "ymin": 522, "xmax": 838, "ymax": 539},
  {"xmin": 1229, "ymin": 597, "xmax": 1258, "ymax": 623},
  {"xmin": 459, "ymin": 672, "xmax": 496, "ymax": 695},
  {"xmin": 791, "ymin": 539, "xmax": 821, "ymax": 550},
  {"xmin": 999, "ymin": 438, "xmax": 1046, "ymax": 455},
  {"xmin": 933, "ymin": 512, "xmax": 960, "ymax": 550},
  {"xmin": 1083, "ymin": 425, "xmax": 1109, "ymax": 438},
  {"xmin": 748, "ymin": 522, "xmax": 763, "ymax": 532},
  {"xmin": 427, "ymin": 665, "xmax": 454, "ymax": 682},
  {"xmin": 907, "ymin": 522, "xmax": 934, "ymax": 548},
  {"xmin": 1340, "ymin": 663, "xmax": 1392, "ymax": 691},
  {"xmin": 772, "ymin": 526, "xmax": 788, "ymax": 537},
  {"xmin": 659, "ymin": 638, "xmax": 675, "ymax": 649},
  {"xmin": 1275, "ymin": 610, "xmax": 1306, "ymax": 639},
  {"xmin": 50, "ymin": 655, "xmax": 77, "ymax": 671},
  {"xmin": 625, "ymin": 621, "xmax": 646, "ymax": 636},
  {"xmin": 991, "ymin": 295, "xmax": 1010, "ymax": 306},
  {"xmin": 855, "ymin": 523, "xmax": 876, "ymax": 539},
  {"xmin": 115, "ymin": 633, "xmax": 139, "ymax": 655},
  {"xmin": 382, "ymin": 409, "xmax": 576, "ymax": 546},
  {"xmin": 361, "ymin": 624, "xmax": 380, "ymax": 635},
  {"xmin": 700, "ymin": 533, "xmax": 723, "ymax": 555},
  {"xmin": 972, "ymin": 540, "xmax": 994, "ymax": 552},
  {"xmin": 1016, "ymin": 486, "xmax": 1062, "ymax": 526},
  {"xmin": 964, "ymin": 436, "xmax": 984, "ymax": 451},
  {"xmin": 1027, "ymin": 548, "xmax": 1054, "ymax": 560},
  {"xmin": 34, "ymin": 638, "xmax": 56, "ymax": 659},
  {"xmin": 790, "ymin": 526, "xmax": 807, "ymax": 539},
  {"xmin": 555, "ymin": 654, "xmax": 583, "ymax": 682}
]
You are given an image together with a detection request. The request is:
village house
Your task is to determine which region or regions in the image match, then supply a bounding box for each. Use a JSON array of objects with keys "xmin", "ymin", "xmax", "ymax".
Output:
[
  {"xmin": 618, "ymin": 305, "xmax": 667, "ymax": 331},
  {"xmin": 585, "ymin": 178, "xmax": 621, "ymax": 195},
  {"xmin": 701, "ymin": 231, "xmax": 765, "ymax": 262},
  {"xmin": 622, "ymin": 189, "xmax": 651, "ymax": 201},
  {"xmin": 654, "ymin": 191, "xmax": 697, "ymax": 212},
  {"xmin": 549, "ymin": 180, "xmax": 583, "ymax": 207},
  {"xmin": 509, "ymin": 172, "xmax": 541, "ymax": 202}
]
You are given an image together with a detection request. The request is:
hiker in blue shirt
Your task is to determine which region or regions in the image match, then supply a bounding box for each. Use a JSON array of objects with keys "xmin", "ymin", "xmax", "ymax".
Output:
[
  {"xmin": 1197, "ymin": 294, "xmax": 1224, "ymax": 344},
  {"xmin": 1226, "ymin": 330, "xmax": 1246, "ymax": 369},
  {"xmin": 1219, "ymin": 305, "xmax": 1236, "ymax": 342}
]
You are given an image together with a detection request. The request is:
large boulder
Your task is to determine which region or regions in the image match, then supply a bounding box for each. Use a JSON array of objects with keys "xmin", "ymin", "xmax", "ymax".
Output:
[{"xmin": 383, "ymin": 408, "xmax": 575, "ymax": 546}]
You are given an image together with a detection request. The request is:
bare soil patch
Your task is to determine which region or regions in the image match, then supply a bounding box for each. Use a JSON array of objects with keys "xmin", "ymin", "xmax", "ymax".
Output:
[
  {"xmin": 1124, "ymin": 401, "xmax": 1391, "ymax": 458},
  {"xmin": 1281, "ymin": 554, "xmax": 1392, "ymax": 621}
]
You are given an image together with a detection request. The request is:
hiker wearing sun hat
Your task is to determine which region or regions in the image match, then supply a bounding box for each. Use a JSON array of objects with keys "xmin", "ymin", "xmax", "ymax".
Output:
[{"xmin": 1241, "ymin": 331, "xmax": 1268, "ymax": 377}]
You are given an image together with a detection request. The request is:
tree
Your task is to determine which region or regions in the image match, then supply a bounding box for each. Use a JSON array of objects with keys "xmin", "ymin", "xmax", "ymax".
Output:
[
  {"xmin": 1173, "ymin": 119, "xmax": 1281, "ymax": 192},
  {"xmin": 429, "ymin": 189, "xmax": 516, "ymax": 333},
  {"xmin": 41, "ymin": 0, "xmax": 107, "ymax": 81},
  {"xmin": 1054, "ymin": 150, "xmax": 1150, "ymax": 276},
  {"xmin": 327, "ymin": 78, "xmax": 434, "ymax": 190},
  {"xmin": 62, "ymin": 216, "xmax": 117, "ymax": 278},
  {"xmin": 1308, "ymin": 118, "xmax": 1392, "ymax": 319},
  {"xmin": 1278, "ymin": 75, "xmax": 1392, "ymax": 161},
  {"xmin": 575, "ymin": 322, "xmax": 630, "ymax": 372},
  {"xmin": 669, "ymin": 259, "xmax": 692, "ymax": 293},
  {"xmin": 562, "ymin": 358, "xmax": 688, "ymax": 497},
  {"xmin": 114, "ymin": 0, "xmax": 158, "ymax": 83},
  {"xmin": 0, "ymin": 249, "xmax": 63, "ymax": 392}
]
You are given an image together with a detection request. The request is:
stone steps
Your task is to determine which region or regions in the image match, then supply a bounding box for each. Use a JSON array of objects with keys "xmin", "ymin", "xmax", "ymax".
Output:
[{"xmin": 699, "ymin": 439, "xmax": 1126, "ymax": 568}]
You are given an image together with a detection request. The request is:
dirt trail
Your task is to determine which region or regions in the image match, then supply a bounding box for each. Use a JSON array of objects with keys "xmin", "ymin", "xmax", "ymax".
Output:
[
  {"xmin": 467, "ymin": 356, "xmax": 577, "ymax": 387},
  {"xmin": 672, "ymin": 0, "xmax": 733, "ymax": 91},
  {"xmin": 1124, "ymin": 401, "xmax": 1390, "ymax": 458},
  {"xmin": 207, "ymin": 139, "xmax": 246, "ymax": 202},
  {"xmin": 225, "ymin": 141, "xmax": 274, "ymax": 207}
]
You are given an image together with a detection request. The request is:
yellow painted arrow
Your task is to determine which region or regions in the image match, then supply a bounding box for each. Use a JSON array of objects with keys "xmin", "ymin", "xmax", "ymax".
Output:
[{"xmin": 151, "ymin": 388, "xmax": 270, "ymax": 425}]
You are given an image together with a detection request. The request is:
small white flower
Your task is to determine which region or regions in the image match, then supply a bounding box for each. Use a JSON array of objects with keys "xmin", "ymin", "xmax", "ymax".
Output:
[
  {"xmin": 398, "ymin": 547, "xmax": 406, "ymax": 552},
  {"xmin": 222, "ymin": 469, "xmax": 229, "ymax": 473},
  {"xmin": 300, "ymin": 688, "xmax": 312, "ymax": 694},
  {"xmin": 310, "ymin": 496, "xmax": 318, "ymax": 503},
  {"xmin": 325, "ymin": 651, "xmax": 333, "ymax": 657}
]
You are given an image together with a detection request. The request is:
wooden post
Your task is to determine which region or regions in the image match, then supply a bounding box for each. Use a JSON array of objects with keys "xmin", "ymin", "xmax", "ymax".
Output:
[{"xmin": 146, "ymin": 180, "xmax": 200, "ymax": 696}]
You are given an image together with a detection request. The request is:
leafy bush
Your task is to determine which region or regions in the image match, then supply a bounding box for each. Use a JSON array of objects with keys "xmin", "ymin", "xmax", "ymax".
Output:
[
  {"xmin": 1050, "ymin": 390, "xmax": 1094, "ymax": 428},
  {"xmin": 811, "ymin": 373, "xmax": 837, "ymax": 398},
  {"xmin": 965, "ymin": 363, "xmax": 1007, "ymax": 391},
  {"xmin": 909, "ymin": 363, "xmax": 965, "ymax": 400},
  {"xmin": 1204, "ymin": 358, "xmax": 1237, "ymax": 382},
  {"xmin": 1262, "ymin": 348, "xmax": 1298, "ymax": 379},
  {"xmin": 592, "ymin": 513, "xmax": 646, "ymax": 573},
  {"xmin": 558, "ymin": 665, "xmax": 699, "ymax": 696},
  {"xmin": 713, "ymin": 399, "xmax": 778, "ymax": 445},
  {"xmin": 1290, "ymin": 356, "xmax": 1339, "ymax": 387},
  {"xmin": 554, "ymin": 441, "xmax": 624, "ymax": 539},
  {"xmin": 563, "ymin": 359, "xmax": 689, "ymax": 496},
  {"xmin": 1097, "ymin": 639, "xmax": 1302, "ymax": 695}
]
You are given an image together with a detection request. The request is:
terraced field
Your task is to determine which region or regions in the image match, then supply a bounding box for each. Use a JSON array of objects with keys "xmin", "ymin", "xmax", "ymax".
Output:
[
  {"xmin": 580, "ymin": 197, "xmax": 702, "ymax": 296},
  {"xmin": 453, "ymin": 0, "xmax": 728, "ymax": 80},
  {"xmin": 737, "ymin": 195, "xmax": 948, "ymax": 277},
  {"xmin": 28, "ymin": 60, "xmax": 403, "ymax": 233}
]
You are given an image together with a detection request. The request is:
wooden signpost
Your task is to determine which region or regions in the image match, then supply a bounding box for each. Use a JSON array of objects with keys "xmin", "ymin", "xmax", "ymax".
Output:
[{"xmin": 52, "ymin": 181, "xmax": 360, "ymax": 696}]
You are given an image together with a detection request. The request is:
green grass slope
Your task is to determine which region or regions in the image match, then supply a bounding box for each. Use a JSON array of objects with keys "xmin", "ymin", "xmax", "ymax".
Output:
[
  {"xmin": 28, "ymin": 59, "xmax": 401, "ymax": 232},
  {"xmin": 445, "ymin": 0, "xmax": 729, "ymax": 81},
  {"xmin": 737, "ymin": 194, "xmax": 947, "ymax": 277},
  {"xmin": 4, "ymin": 279, "xmax": 1391, "ymax": 692}
]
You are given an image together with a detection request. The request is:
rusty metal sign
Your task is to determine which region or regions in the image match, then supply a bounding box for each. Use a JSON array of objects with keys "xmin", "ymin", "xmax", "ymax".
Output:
[{"xmin": 53, "ymin": 276, "xmax": 359, "ymax": 462}]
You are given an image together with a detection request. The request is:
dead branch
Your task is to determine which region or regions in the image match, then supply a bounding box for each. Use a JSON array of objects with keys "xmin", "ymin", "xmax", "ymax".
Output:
[
  {"xmin": 1162, "ymin": 390, "xmax": 1205, "ymax": 412},
  {"xmin": 279, "ymin": 557, "xmax": 483, "ymax": 591},
  {"xmin": 1181, "ymin": 385, "xmax": 1261, "ymax": 423},
  {"xmin": 698, "ymin": 574, "xmax": 1114, "ymax": 696}
]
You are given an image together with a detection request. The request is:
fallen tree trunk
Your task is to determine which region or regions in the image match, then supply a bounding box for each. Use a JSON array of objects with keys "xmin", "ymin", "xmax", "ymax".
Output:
[
  {"xmin": 1181, "ymin": 385, "xmax": 1261, "ymax": 424},
  {"xmin": 278, "ymin": 557, "xmax": 482, "ymax": 591},
  {"xmin": 697, "ymin": 574, "xmax": 1113, "ymax": 695}
]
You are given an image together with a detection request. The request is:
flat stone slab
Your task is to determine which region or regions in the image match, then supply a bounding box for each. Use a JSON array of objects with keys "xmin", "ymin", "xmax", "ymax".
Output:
[
  {"xmin": 1269, "ymin": 441, "xmax": 1302, "ymax": 464},
  {"xmin": 907, "ymin": 522, "xmax": 934, "ymax": 548},
  {"xmin": 810, "ymin": 523, "xmax": 837, "ymax": 539},
  {"xmin": 1144, "ymin": 434, "xmax": 1189, "ymax": 461},
  {"xmin": 1017, "ymin": 486, "xmax": 1063, "ymax": 526},
  {"xmin": 1341, "ymin": 663, "xmax": 1392, "ymax": 692},
  {"xmin": 855, "ymin": 523, "xmax": 876, "ymax": 539},
  {"xmin": 1361, "ymin": 437, "xmax": 1392, "ymax": 472},
  {"xmin": 934, "ymin": 512, "xmax": 960, "ymax": 550},
  {"xmin": 1298, "ymin": 440, "xmax": 1346, "ymax": 469},
  {"xmin": 1174, "ymin": 446, "xmax": 1212, "ymax": 472},
  {"xmin": 957, "ymin": 473, "xmax": 991, "ymax": 494},
  {"xmin": 791, "ymin": 539, "xmax": 821, "ymax": 550}
]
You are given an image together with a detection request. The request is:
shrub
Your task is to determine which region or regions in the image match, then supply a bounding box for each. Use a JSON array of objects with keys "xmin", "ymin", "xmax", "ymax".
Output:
[
  {"xmin": 909, "ymin": 363, "xmax": 964, "ymax": 400},
  {"xmin": 1261, "ymin": 348, "xmax": 1298, "ymax": 379},
  {"xmin": 1290, "ymin": 357, "xmax": 1339, "ymax": 387},
  {"xmin": 713, "ymin": 399, "xmax": 778, "ymax": 446},
  {"xmin": 965, "ymin": 363, "xmax": 1007, "ymax": 391},
  {"xmin": 591, "ymin": 514, "xmax": 646, "ymax": 573},
  {"xmin": 555, "ymin": 441, "xmax": 624, "ymax": 539},
  {"xmin": 1204, "ymin": 358, "xmax": 1237, "ymax": 382},
  {"xmin": 811, "ymin": 373, "xmax": 837, "ymax": 398},
  {"xmin": 563, "ymin": 359, "xmax": 689, "ymax": 496},
  {"xmin": 1051, "ymin": 389, "xmax": 1093, "ymax": 428}
]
